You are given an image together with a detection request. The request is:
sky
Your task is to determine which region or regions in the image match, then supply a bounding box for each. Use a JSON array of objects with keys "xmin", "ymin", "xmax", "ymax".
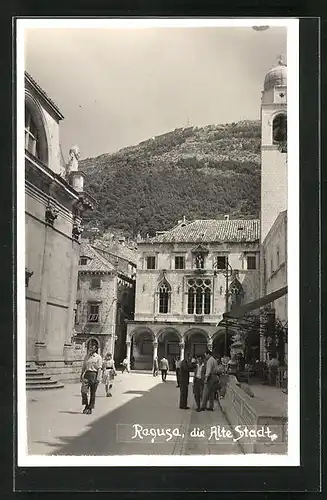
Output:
[{"xmin": 24, "ymin": 25, "xmax": 287, "ymax": 160}]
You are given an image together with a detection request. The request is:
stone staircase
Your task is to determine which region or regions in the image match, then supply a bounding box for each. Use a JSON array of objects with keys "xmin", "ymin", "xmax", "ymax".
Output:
[{"xmin": 26, "ymin": 363, "xmax": 64, "ymax": 390}]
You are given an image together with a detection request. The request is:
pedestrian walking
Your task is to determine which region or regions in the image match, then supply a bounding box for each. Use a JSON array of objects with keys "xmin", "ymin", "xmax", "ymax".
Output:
[
  {"xmin": 153, "ymin": 356, "xmax": 159, "ymax": 377},
  {"xmin": 80, "ymin": 345, "xmax": 102, "ymax": 414},
  {"xmin": 193, "ymin": 355, "xmax": 206, "ymax": 411},
  {"xmin": 200, "ymin": 349, "xmax": 219, "ymax": 412},
  {"xmin": 179, "ymin": 354, "xmax": 196, "ymax": 409},
  {"xmin": 175, "ymin": 357, "xmax": 181, "ymax": 387},
  {"xmin": 102, "ymin": 353, "xmax": 116, "ymax": 397},
  {"xmin": 159, "ymin": 357, "xmax": 169, "ymax": 381},
  {"xmin": 121, "ymin": 357, "xmax": 130, "ymax": 373}
]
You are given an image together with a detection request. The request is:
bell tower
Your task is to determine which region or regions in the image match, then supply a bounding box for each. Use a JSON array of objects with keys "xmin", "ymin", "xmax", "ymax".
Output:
[{"xmin": 260, "ymin": 57, "xmax": 287, "ymax": 242}]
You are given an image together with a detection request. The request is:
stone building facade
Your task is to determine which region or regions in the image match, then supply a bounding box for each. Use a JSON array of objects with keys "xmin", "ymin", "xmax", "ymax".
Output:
[
  {"xmin": 25, "ymin": 72, "xmax": 95, "ymax": 379},
  {"xmin": 73, "ymin": 240, "xmax": 135, "ymax": 365},
  {"xmin": 126, "ymin": 218, "xmax": 260, "ymax": 370},
  {"xmin": 259, "ymin": 59, "xmax": 288, "ymax": 362}
]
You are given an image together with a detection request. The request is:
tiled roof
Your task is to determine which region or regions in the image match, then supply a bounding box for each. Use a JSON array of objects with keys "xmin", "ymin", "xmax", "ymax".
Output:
[
  {"xmin": 79, "ymin": 241, "xmax": 116, "ymax": 273},
  {"xmin": 149, "ymin": 219, "xmax": 260, "ymax": 244},
  {"xmin": 93, "ymin": 240, "xmax": 137, "ymax": 265}
]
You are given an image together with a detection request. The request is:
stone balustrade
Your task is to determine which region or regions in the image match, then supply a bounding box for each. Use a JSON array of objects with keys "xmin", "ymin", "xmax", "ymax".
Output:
[{"xmin": 219, "ymin": 375, "xmax": 287, "ymax": 454}]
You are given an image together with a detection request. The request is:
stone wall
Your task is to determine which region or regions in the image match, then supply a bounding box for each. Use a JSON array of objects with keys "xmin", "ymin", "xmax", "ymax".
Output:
[
  {"xmin": 220, "ymin": 375, "xmax": 287, "ymax": 454},
  {"xmin": 25, "ymin": 185, "xmax": 80, "ymax": 361}
]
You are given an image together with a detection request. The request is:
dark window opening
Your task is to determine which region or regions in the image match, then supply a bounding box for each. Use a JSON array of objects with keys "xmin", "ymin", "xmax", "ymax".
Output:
[
  {"xmin": 247, "ymin": 256, "xmax": 256, "ymax": 270},
  {"xmin": 175, "ymin": 256, "xmax": 185, "ymax": 269},
  {"xmin": 79, "ymin": 257, "xmax": 88, "ymax": 265},
  {"xmin": 90, "ymin": 277, "xmax": 101, "ymax": 289},
  {"xmin": 159, "ymin": 283, "xmax": 170, "ymax": 313},
  {"xmin": 273, "ymin": 114, "xmax": 287, "ymax": 144},
  {"xmin": 146, "ymin": 256, "xmax": 156, "ymax": 269},
  {"xmin": 88, "ymin": 303, "xmax": 99, "ymax": 323},
  {"xmin": 187, "ymin": 287, "xmax": 195, "ymax": 314},
  {"xmin": 25, "ymin": 108, "xmax": 40, "ymax": 159},
  {"xmin": 216, "ymin": 256, "xmax": 227, "ymax": 270}
]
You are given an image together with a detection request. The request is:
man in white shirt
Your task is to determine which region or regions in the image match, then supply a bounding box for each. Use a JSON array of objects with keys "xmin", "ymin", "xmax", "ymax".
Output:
[
  {"xmin": 80, "ymin": 345, "xmax": 102, "ymax": 414},
  {"xmin": 200, "ymin": 349, "xmax": 219, "ymax": 411},
  {"xmin": 160, "ymin": 357, "xmax": 169, "ymax": 382}
]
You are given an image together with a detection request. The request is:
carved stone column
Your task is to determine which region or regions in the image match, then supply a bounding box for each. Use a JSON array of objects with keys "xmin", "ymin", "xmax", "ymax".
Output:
[
  {"xmin": 63, "ymin": 236, "xmax": 79, "ymax": 364},
  {"xmin": 153, "ymin": 341, "xmax": 158, "ymax": 362},
  {"xmin": 207, "ymin": 339, "xmax": 213, "ymax": 352},
  {"xmin": 179, "ymin": 342, "xmax": 185, "ymax": 360},
  {"xmin": 126, "ymin": 340, "xmax": 131, "ymax": 369}
]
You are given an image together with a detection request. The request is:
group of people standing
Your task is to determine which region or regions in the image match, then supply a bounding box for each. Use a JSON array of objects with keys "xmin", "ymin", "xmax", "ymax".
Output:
[
  {"xmin": 153, "ymin": 350, "xmax": 225, "ymax": 411},
  {"xmin": 179, "ymin": 350, "xmax": 224, "ymax": 411}
]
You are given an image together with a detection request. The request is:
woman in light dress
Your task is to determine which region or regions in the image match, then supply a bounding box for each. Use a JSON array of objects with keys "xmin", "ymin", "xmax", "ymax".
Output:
[{"xmin": 102, "ymin": 353, "xmax": 116, "ymax": 397}]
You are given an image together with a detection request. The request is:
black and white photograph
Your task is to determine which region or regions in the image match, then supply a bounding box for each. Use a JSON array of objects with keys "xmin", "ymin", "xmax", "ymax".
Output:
[{"xmin": 17, "ymin": 18, "xmax": 299, "ymax": 467}]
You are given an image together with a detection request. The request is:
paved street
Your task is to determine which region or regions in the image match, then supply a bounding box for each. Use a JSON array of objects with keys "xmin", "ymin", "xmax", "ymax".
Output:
[{"xmin": 27, "ymin": 372, "xmax": 243, "ymax": 456}]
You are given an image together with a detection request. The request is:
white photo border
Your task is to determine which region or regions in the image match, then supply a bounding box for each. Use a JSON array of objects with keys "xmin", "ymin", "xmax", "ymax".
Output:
[{"xmin": 17, "ymin": 16, "xmax": 299, "ymax": 467}]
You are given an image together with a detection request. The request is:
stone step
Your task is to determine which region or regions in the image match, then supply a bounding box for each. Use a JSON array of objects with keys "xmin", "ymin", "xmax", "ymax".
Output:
[
  {"xmin": 26, "ymin": 368, "xmax": 38, "ymax": 373},
  {"xmin": 26, "ymin": 382, "xmax": 64, "ymax": 391},
  {"xmin": 26, "ymin": 374, "xmax": 50, "ymax": 380},
  {"xmin": 26, "ymin": 379, "xmax": 60, "ymax": 386}
]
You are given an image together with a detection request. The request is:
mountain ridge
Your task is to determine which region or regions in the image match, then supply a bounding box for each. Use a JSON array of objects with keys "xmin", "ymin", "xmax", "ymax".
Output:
[{"xmin": 80, "ymin": 120, "xmax": 261, "ymax": 238}]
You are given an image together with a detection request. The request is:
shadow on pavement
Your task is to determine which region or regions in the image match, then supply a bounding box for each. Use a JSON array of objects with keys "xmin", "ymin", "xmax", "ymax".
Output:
[{"xmin": 33, "ymin": 380, "xmax": 189, "ymax": 456}]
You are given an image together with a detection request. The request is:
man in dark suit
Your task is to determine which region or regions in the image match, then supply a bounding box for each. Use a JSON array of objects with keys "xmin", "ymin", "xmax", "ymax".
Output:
[
  {"xmin": 179, "ymin": 353, "xmax": 195, "ymax": 409},
  {"xmin": 193, "ymin": 355, "xmax": 206, "ymax": 411}
]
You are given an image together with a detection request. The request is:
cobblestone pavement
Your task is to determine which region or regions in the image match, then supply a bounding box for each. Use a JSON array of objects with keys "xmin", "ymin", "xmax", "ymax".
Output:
[{"xmin": 26, "ymin": 372, "xmax": 243, "ymax": 456}]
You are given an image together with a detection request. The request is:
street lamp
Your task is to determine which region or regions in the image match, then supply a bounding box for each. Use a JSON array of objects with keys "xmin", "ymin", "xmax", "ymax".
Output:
[{"xmin": 213, "ymin": 255, "xmax": 233, "ymax": 357}]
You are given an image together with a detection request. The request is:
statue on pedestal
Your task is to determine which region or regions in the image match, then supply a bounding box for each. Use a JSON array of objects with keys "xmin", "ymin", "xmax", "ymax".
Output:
[{"xmin": 66, "ymin": 145, "xmax": 80, "ymax": 177}]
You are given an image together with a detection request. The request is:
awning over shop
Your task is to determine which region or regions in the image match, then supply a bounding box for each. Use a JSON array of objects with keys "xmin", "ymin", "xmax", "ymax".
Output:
[{"xmin": 222, "ymin": 286, "xmax": 288, "ymax": 320}]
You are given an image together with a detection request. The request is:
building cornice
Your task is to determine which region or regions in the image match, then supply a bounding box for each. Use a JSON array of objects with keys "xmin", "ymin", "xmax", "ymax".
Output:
[{"xmin": 25, "ymin": 72, "xmax": 64, "ymax": 120}]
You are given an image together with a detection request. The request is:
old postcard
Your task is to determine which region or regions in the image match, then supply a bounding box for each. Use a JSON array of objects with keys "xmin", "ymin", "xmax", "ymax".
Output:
[{"xmin": 17, "ymin": 17, "xmax": 299, "ymax": 467}]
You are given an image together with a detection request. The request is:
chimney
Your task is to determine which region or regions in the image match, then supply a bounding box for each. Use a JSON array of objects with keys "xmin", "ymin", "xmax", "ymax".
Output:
[
  {"xmin": 118, "ymin": 236, "xmax": 125, "ymax": 246},
  {"xmin": 224, "ymin": 215, "xmax": 230, "ymax": 221}
]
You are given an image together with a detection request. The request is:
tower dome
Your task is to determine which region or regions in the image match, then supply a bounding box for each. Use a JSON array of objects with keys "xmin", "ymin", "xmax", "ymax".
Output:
[{"xmin": 263, "ymin": 58, "xmax": 287, "ymax": 92}]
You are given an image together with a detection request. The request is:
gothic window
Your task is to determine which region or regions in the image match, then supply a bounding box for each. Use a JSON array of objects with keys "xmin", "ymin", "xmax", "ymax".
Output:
[
  {"xmin": 187, "ymin": 278, "xmax": 212, "ymax": 315},
  {"xmin": 158, "ymin": 282, "xmax": 170, "ymax": 313},
  {"xmin": 272, "ymin": 114, "xmax": 287, "ymax": 148}
]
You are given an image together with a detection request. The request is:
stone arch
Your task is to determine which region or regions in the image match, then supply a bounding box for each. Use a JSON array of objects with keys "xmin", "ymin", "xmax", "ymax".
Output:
[
  {"xmin": 183, "ymin": 327, "xmax": 210, "ymax": 341},
  {"xmin": 128, "ymin": 326, "xmax": 155, "ymax": 342},
  {"xmin": 183, "ymin": 328, "xmax": 209, "ymax": 358},
  {"xmin": 129, "ymin": 327, "xmax": 155, "ymax": 370},
  {"xmin": 272, "ymin": 112, "xmax": 287, "ymax": 145},
  {"xmin": 156, "ymin": 327, "xmax": 182, "ymax": 369},
  {"xmin": 25, "ymin": 90, "xmax": 50, "ymax": 166},
  {"xmin": 157, "ymin": 327, "xmax": 182, "ymax": 342},
  {"xmin": 85, "ymin": 336, "xmax": 100, "ymax": 352},
  {"xmin": 210, "ymin": 327, "xmax": 239, "ymax": 359}
]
